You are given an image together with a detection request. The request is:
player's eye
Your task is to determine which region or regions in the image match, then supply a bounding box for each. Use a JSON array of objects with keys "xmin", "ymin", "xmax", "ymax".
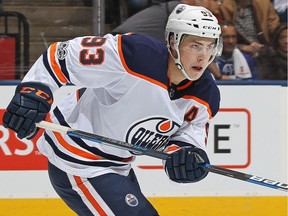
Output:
[
  {"xmin": 207, "ymin": 44, "xmax": 215, "ymax": 50},
  {"xmin": 191, "ymin": 44, "xmax": 201, "ymax": 50}
]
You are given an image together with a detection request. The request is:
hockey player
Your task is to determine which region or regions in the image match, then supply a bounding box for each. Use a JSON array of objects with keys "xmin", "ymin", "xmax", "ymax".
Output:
[{"xmin": 2, "ymin": 5, "xmax": 222, "ymax": 216}]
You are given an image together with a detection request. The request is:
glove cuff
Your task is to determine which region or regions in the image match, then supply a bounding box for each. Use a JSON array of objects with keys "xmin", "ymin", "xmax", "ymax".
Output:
[{"xmin": 166, "ymin": 140, "xmax": 209, "ymax": 163}]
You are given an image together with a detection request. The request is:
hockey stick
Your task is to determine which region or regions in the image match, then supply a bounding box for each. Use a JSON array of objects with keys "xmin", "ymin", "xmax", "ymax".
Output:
[{"xmin": 36, "ymin": 121, "xmax": 288, "ymax": 192}]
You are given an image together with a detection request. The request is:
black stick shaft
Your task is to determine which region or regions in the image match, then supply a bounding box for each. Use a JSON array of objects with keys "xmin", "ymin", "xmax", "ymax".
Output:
[{"xmin": 68, "ymin": 129, "xmax": 168, "ymax": 160}]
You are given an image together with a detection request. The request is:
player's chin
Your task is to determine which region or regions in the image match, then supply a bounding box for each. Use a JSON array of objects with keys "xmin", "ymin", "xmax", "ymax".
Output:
[{"xmin": 189, "ymin": 70, "xmax": 205, "ymax": 81}]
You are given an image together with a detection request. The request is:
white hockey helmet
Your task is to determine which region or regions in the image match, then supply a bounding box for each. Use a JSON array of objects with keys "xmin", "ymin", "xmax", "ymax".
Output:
[{"xmin": 165, "ymin": 4, "xmax": 222, "ymax": 80}]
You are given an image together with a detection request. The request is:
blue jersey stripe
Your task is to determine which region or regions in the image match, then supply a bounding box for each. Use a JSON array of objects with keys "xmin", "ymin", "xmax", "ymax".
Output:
[{"xmin": 42, "ymin": 50, "xmax": 62, "ymax": 87}]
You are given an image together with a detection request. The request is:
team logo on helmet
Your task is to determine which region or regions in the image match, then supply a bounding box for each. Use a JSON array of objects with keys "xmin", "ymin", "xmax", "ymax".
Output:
[
  {"xmin": 176, "ymin": 5, "xmax": 186, "ymax": 14},
  {"xmin": 125, "ymin": 194, "xmax": 139, "ymax": 207}
]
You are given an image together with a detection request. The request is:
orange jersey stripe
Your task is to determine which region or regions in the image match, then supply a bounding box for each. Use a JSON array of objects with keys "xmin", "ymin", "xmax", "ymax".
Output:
[
  {"xmin": 177, "ymin": 80, "xmax": 193, "ymax": 90},
  {"xmin": 47, "ymin": 116, "xmax": 134, "ymax": 163},
  {"xmin": 74, "ymin": 176, "xmax": 108, "ymax": 216},
  {"xmin": 50, "ymin": 43, "xmax": 69, "ymax": 84},
  {"xmin": 117, "ymin": 35, "xmax": 167, "ymax": 90},
  {"xmin": 53, "ymin": 131, "xmax": 102, "ymax": 160},
  {"xmin": 76, "ymin": 89, "xmax": 80, "ymax": 101},
  {"xmin": 183, "ymin": 95, "xmax": 212, "ymax": 118}
]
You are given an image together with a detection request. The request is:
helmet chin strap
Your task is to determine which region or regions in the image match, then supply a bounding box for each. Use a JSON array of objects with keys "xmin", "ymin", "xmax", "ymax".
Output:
[
  {"xmin": 169, "ymin": 48, "xmax": 195, "ymax": 81},
  {"xmin": 175, "ymin": 61, "xmax": 194, "ymax": 81}
]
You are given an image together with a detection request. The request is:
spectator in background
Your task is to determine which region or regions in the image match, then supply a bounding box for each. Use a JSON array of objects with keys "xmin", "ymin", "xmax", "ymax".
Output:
[
  {"xmin": 209, "ymin": 0, "xmax": 224, "ymax": 23},
  {"xmin": 204, "ymin": 0, "xmax": 229, "ymax": 80},
  {"xmin": 221, "ymin": 0, "xmax": 280, "ymax": 57},
  {"xmin": 256, "ymin": 23, "xmax": 287, "ymax": 80},
  {"xmin": 272, "ymin": 0, "xmax": 287, "ymax": 23},
  {"xmin": 111, "ymin": 0, "xmax": 210, "ymax": 43},
  {"xmin": 208, "ymin": 21, "xmax": 258, "ymax": 80}
]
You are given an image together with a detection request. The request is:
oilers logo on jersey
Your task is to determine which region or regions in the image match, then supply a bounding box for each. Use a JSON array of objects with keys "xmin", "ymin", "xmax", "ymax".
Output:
[{"xmin": 126, "ymin": 117, "xmax": 180, "ymax": 151}]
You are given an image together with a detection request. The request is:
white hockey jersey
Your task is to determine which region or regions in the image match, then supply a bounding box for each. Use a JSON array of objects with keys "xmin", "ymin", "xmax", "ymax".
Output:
[{"xmin": 23, "ymin": 33, "xmax": 220, "ymax": 178}]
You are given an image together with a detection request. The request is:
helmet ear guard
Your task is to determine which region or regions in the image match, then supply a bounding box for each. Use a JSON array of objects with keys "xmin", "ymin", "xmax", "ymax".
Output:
[
  {"xmin": 215, "ymin": 37, "xmax": 223, "ymax": 56},
  {"xmin": 208, "ymin": 37, "xmax": 223, "ymax": 62}
]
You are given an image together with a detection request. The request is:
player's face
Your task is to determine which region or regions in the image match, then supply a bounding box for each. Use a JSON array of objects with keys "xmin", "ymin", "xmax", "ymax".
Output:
[{"xmin": 179, "ymin": 35, "xmax": 216, "ymax": 80}]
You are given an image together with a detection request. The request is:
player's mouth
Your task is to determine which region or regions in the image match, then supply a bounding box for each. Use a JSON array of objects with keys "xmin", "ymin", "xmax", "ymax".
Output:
[{"xmin": 192, "ymin": 66, "xmax": 203, "ymax": 72}]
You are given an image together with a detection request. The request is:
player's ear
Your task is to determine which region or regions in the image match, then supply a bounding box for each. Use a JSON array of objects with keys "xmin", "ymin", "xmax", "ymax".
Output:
[
  {"xmin": 169, "ymin": 34, "xmax": 176, "ymax": 51},
  {"xmin": 169, "ymin": 33, "xmax": 178, "ymax": 58}
]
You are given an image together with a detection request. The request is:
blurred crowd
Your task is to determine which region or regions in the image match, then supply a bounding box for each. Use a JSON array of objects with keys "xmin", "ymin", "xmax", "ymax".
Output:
[
  {"xmin": 1, "ymin": 0, "xmax": 286, "ymax": 80},
  {"xmin": 112, "ymin": 0, "xmax": 287, "ymax": 80}
]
